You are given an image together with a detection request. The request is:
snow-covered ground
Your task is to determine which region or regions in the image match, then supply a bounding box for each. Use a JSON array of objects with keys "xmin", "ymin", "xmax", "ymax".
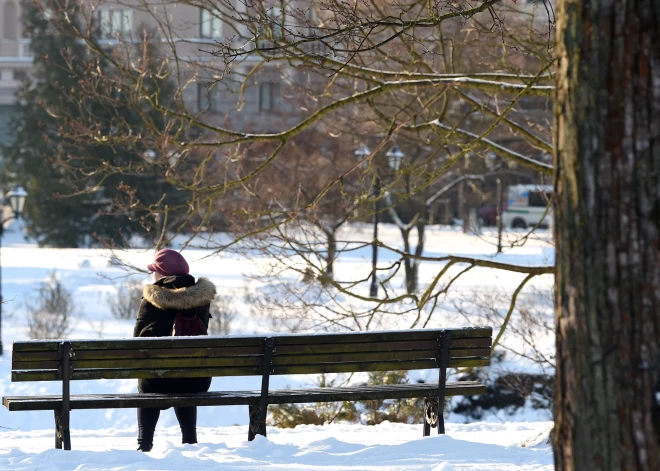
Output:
[
  {"xmin": 2, "ymin": 422, "xmax": 554, "ymax": 471},
  {"xmin": 0, "ymin": 220, "xmax": 556, "ymax": 469}
]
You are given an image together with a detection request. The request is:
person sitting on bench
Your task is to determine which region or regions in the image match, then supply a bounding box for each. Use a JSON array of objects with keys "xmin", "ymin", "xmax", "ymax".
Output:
[{"xmin": 133, "ymin": 248, "xmax": 217, "ymax": 452}]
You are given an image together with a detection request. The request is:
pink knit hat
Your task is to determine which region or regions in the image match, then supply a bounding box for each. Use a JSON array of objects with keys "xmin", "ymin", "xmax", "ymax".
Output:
[{"xmin": 147, "ymin": 249, "xmax": 189, "ymax": 276}]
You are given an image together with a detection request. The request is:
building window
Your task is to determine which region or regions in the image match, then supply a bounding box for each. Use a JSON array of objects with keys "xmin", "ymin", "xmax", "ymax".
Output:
[
  {"xmin": 3, "ymin": 1, "xmax": 18, "ymax": 40},
  {"xmin": 200, "ymin": 9, "xmax": 222, "ymax": 38},
  {"xmin": 98, "ymin": 9, "xmax": 132, "ymax": 39},
  {"xmin": 259, "ymin": 82, "xmax": 278, "ymax": 111}
]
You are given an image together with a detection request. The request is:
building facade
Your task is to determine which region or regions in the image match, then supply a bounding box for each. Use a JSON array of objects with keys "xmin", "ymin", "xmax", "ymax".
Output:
[
  {"xmin": 0, "ymin": 1, "xmax": 307, "ymax": 170},
  {"xmin": 0, "ymin": 1, "xmax": 551, "ymax": 172},
  {"xmin": 0, "ymin": 0, "xmax": 31, "ymax": 168}
]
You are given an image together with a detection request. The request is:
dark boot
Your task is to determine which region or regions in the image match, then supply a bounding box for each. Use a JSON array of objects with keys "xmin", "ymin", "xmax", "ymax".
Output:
[
  {"xmin": 181, "ymin": 430, "xmax": 197, "ymax": 445},
  {"xmin": 175, "ymin": 406, "xmax": 198, "ymax": 444},
  {"xmin": 137, "ymin": 439, "xmax": 153, "ymax": 452},
  {"xmin": 137, "ymin": 408, "xmax": 160, "ymax": 452}
]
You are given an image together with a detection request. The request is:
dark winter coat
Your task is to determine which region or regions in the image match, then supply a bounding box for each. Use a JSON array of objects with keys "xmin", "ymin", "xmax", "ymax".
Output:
[{"xmin": 133, "ymin": 274, "xmax": 216, "ymax": 394}]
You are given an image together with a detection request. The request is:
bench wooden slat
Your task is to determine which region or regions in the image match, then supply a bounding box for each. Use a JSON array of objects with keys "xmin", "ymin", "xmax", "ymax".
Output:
[
  {"xmin": 273, "ymin": 357, "xmax": 490, "ymax": 375},
  {"xmin": 274, "ymin": 348, "xmax": 491, "ymax": 366},
  {"xmin": 272, "ymin": 338, "xmax": 491, "ymax": 356},
  {"xmin": 12, "ymin": 365, "xmax": 262, "ymax": 382},
  {"xmin": 12, "ymin": 346, "xmax": 263, "ymax": 363},
  {"xmin": 11, "ymin": 336, "xmax": 264, "ymax": 352},
  {"xmin": 273, "ymin": 350, "xmax": 437, "ymax": 366},
  {"xmin": 268, "ymin": 328, "xmax": 492, "ymax": 345},
  {"xmin": 449, "ymin": 348, "xmax": 491, "ymax": 358},
  {"xmin": 275, "ymin": 356, "xmax": 490, "ymax": 372},
  {"xmin": 3, "ymin": 381, "xmax": 486, "ymax": 411},
  {"xmin": 13, "ymin": 356, "xmax": 263, "ymax": 371},
  {"xmin": 11, "ymin": 339, "xmax": 490, "ymax": 365},
  {"xmin": 16, "ymin": 353, "xmax": 435, "ymax": 371},
  {"xmin": 10, "ymin": 327, "xmax": 492, "ymax": 352},
  {"xmin": 274, "ymin": 339, "xmax": 437, "ymax": 355},
  {"xmin": 273, "ymin": 359, "xmax": 436, "ymax": 375},
  {"xmin": 11, "ymin": 347, "xmax": 491, "ymax": 372},
  {"xmin": 450, "ymin": 337, "xmax": 492, "ymax": 348},
  {"xmin": 11, "ymin": 355, "xmax": 489, "ymax": 381}
]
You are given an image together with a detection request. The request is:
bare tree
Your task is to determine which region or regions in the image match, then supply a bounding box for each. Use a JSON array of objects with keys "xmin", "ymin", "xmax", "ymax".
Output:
[
  {"xmin": 108, "ymin": 283, "xmax": 144, "ymax": 320},
  {"xmin": 209, "ymin": 293, "xmax": 239, "ymax": 335},
  {"xmin": 38, "ymin": 0, "xmax": 555, "ymax": 338},
  {"xmin": 26, "ymin": 272, "xmax": 75, "ymax": 339}
]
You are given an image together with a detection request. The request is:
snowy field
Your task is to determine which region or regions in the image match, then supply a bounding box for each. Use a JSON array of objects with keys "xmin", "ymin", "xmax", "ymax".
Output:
[
  {"xmin": 1, "ymin": 422, "xmax": 554, "ymax": 471},
  {"xmin": 0, "ymin": 220, "xmax": 556, "ymax": 469}
]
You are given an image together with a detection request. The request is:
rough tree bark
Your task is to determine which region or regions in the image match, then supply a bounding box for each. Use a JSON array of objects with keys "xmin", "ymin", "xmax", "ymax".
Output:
[{"xmin": 553, "ymin": 1, "xmax": 660, "ymax": 470}]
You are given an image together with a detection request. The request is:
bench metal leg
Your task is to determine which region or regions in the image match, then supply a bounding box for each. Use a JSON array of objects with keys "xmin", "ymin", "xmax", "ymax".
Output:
[
  {"xmin": 56, "ymin": 341, "xmax": 73, "ymax": 450},
  {"xmin": 437, "ymin": 401, "xmax": 446, "ymax": 435},
  {"xmin": 258, "ymin": 407, "xmax": 267, "ymax": 437},
  {"xmin": 436, "ymin": 332, "xmax": 450, "ymax": 435},
  {"xmin": 248, "ymin": 403, "xmax": 265, "ymax": 441},
  {"xmin": 54, "ymin": 409, "xmax": 70, "ymax": 449},
  {"xmin": 54, "ymin": 409, "xmax": 63, "ymax": 449},
  {"xmin": 249, "ymin": 338, "xmax": 274, "ymax": 441}
]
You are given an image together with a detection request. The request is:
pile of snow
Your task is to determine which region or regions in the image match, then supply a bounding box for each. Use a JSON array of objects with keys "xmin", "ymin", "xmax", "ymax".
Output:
[
  {"xmin": 0, "ymin": 422, "xmax": 553, "ymax": 470},
  {"xmin": 519, "ymin": 424, "xmax": 554, "ymax": 448}
]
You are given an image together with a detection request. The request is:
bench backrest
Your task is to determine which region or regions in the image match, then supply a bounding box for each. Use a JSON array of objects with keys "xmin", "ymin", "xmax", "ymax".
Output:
[{"xmin": 11, "ymin": 327, "xmax": 492, "ymax": 382}]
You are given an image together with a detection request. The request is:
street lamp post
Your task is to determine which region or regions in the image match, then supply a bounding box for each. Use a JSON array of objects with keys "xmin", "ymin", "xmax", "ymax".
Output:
[
  {"xmin": 355, "ymin": 145, "xmax": 380, "ymax": 297},
  {"xmin": 0, "ymin": 186, "xmax": 28, "ymax": 355},
  {"xmin": 496, "ymin": 178, "xmax": 504, "ymax": 253},
  {"xmin": 369, "ymin": 176, "xmax": 381, "ymax": 298},
  {"xmin": 355, "ymin": 145, "xmax": 404, "ymax": 298}
]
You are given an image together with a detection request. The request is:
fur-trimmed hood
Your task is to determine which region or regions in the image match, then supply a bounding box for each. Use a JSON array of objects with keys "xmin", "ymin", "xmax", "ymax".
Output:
[{"xmin": 143, "ymin": 276, "xmax": 216, "ymax": 311}]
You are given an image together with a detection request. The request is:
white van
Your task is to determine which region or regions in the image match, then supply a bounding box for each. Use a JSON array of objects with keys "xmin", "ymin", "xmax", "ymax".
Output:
[{"xmin": 502, "ymin": 184, "xmax": 553, "ymax": 229}]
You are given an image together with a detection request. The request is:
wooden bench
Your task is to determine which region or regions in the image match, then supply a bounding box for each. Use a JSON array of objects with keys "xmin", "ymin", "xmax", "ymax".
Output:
[{"xmin": 2, "ymin": 327, "xmax": 492, "ymax": 450}]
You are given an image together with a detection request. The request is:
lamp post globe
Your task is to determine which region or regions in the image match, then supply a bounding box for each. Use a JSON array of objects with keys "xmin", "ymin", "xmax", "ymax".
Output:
[
  {"xmin": 7, "ymin": 186, "xmax": 28, "ymax": 218},
  {"xmin": 142, "ymin": 149, "xmax": 157, "ymax": 162},
  {"xmin": 386, "ymin": 145, "xmax": 404, "ymax": 171},
  {"xmin": 167, "ymin": 150, "xmax": 181, "ymax": 167},
  {"xmin": 354, "ymin": 144, "xmax": 371, "ymax": 170}
]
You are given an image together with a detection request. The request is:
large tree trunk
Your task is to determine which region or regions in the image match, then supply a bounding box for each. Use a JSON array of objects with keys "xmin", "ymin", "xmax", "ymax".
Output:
[{"xmin": 553, "ymin": 1, "xmax": 660, "ymax": 470}]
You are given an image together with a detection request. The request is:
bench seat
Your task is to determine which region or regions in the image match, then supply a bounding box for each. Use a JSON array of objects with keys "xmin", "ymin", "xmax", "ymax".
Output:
[{"xmin": 3, "ymin": 380, "xmax": 486, "ymax": 411}]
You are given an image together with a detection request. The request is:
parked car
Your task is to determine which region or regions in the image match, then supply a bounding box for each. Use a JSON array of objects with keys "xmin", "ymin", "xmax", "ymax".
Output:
[{"xmin": 501, "ymin": 184, "xmax": 553, "ymax": 229}]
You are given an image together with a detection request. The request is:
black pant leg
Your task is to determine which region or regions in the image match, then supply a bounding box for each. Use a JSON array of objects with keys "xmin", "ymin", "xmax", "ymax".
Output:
[
  {"xmin": 137, "ymin": 408, "xmax": 161, "ymax": 451},
  {"xmin": 174, "ymin": 407, "xmax": 197, "ymax": 444}
]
